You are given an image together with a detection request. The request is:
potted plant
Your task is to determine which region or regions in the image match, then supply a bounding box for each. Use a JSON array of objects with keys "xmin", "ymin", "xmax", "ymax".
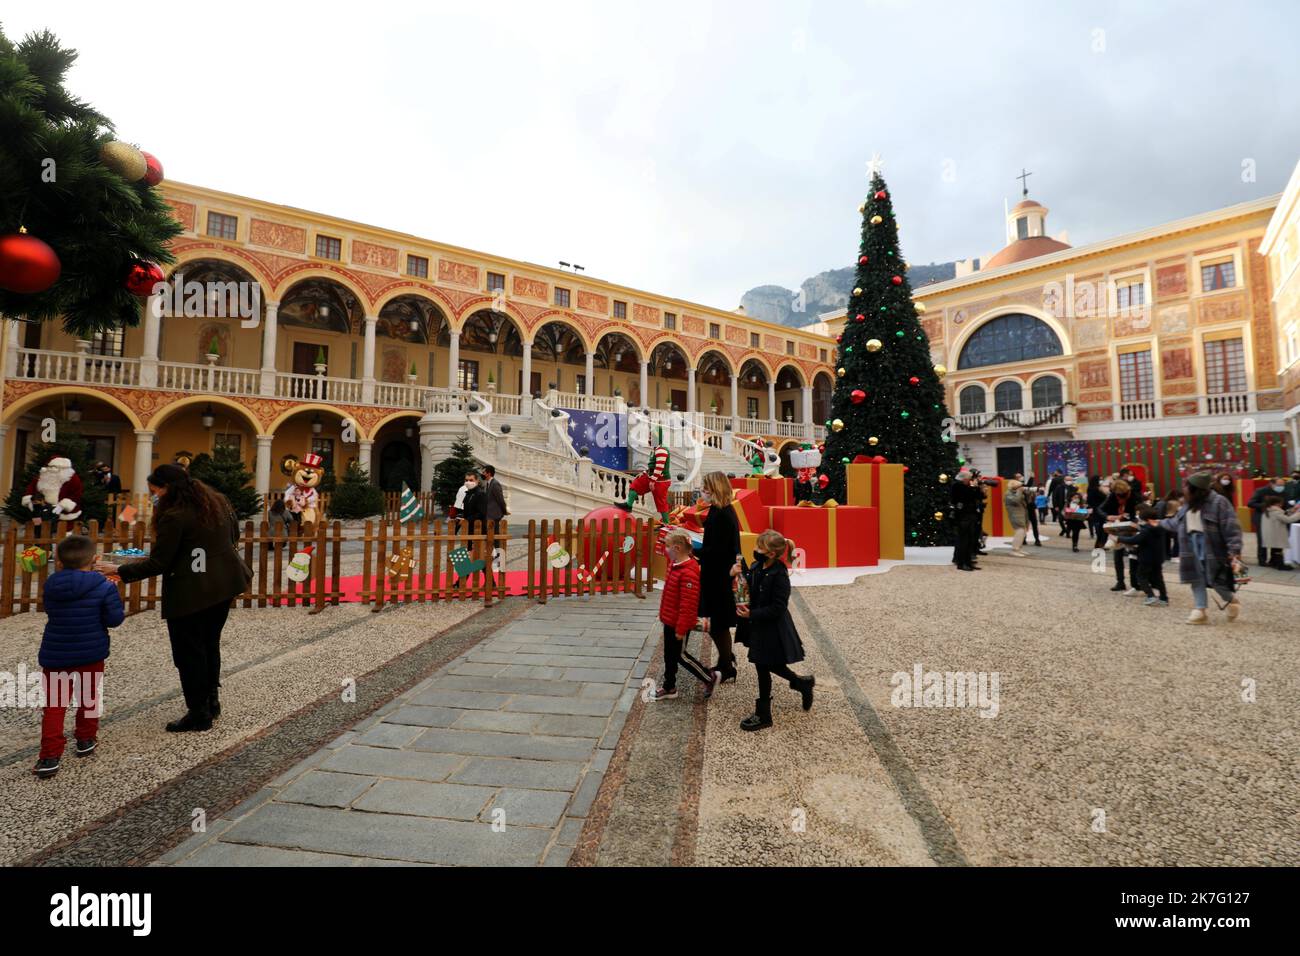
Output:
[
  {"xmin": 407, "ymin": 361, "xmax": 418, "ymax": 384},
  {"xmin": 486, "ymin": 370, "xmax": 496, "ymax": 393},
  {"xmin": 314, "ymin": 346, "xmax": 327, "ymax": 375},
  {"xmin": 205, "ymin": 337, "xmax": 220, "ymax": 365}
]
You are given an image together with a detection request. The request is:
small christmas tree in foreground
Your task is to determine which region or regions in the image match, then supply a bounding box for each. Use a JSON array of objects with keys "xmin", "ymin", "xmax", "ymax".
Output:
[
  {"xmin": 820, "ymin": 165, "xmax": 960, "ymax": 546},
  {"xmin": 190, "ymin": 445, "xmax": 261, "ymax": 520},
  {"xmin": 327, "ymin": 460, "xmax": 385, "ymax": 519}
]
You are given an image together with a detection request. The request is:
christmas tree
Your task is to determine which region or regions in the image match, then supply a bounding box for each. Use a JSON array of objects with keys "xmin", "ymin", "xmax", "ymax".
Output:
[
  {"xmin": 820, "ymin": 166, "xmax": 961, "ymax": 546},
  {"xmin": 0, "ymin": 27, "xmax": 180, "ymax": 336},
  {"xmin": 326, "ymin": 460, "xmax": 384, "ymax": 519},
  {"xmin": 189, "ymin": 445, "xmax": 262, "ymax": 520},
  {"xmin": 433, "ymin": 434, "xmax": 478, "ymax": 510},
  {"xmin": 2, "ymin": 428, "xmax": 107, "ymax": 524}
]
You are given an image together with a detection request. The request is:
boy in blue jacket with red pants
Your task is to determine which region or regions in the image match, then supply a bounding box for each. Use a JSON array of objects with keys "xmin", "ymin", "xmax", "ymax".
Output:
[
  {"xmin": 655, "ymin": 530, "xmax": 717, "ymax": 700},
  {"xmin": 34, "ymin": 535, "xmax": 125, "ymax": 779}
]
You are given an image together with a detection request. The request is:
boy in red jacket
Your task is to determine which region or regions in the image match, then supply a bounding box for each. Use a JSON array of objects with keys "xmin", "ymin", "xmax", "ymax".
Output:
[{"xmin": 655, "ymin": 530, "xmax": 717, "ymax": 700}]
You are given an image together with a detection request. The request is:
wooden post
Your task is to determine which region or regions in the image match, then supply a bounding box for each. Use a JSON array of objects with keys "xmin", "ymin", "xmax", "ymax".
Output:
[
  {"xmin": 1, "ymin": 524, "xmax": 15, "ymax": 619},
  {"xmin": 432, "ymin": 518, "xmax": 444, "ymax": 602},
  {"xmin": 374, "ymin": 518, "xmax": 389, "ymax": 612},
  {"xmin": 310, "ymin": 517, "xmax": 327, "ymax": 614}
]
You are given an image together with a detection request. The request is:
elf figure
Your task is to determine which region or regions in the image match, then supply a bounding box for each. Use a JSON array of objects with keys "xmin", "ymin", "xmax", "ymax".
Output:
[
  {"xmin": 790, "ymin": 443, "xmax": 823, "ymax": 504},
  {"xmin": 617, "ymin": 427, "xmax": 672, "ymax": 521},
  {"xmin": 749, "ymin": 444, "xmax": 766, "ymax": 476}
]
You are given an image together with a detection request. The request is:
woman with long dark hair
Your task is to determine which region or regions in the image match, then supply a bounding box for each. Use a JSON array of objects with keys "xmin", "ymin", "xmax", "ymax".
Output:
[
  {"xmin": 101, "ymin": 464, "xmax": 252, "ymax": 731},
  {"xmin": 1086, "ymin": 474, "xmax": 1106, "ymax": 543},
  {"xmin": 1159, "ymin": 472, "xmax": 1243, "ymax": 625},
  {"xmin": 695, "ymin": 471, "xmax": 741, "ymax": 690}
]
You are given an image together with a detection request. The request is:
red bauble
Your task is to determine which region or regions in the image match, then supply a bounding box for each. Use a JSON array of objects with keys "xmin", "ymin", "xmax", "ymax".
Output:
[
  {"xmin": 835, "ymin": 334, "xmax": 842, "ymax": 343},
  {"xmin": 875, "ymin": 190, "xmax": 887, "ymax": 200},
  {"xmin": 124, "ymin": 259, "xmax": 165, "ymax": 296},
  {"xmin": 0, "ymin": 231, "xmax": 61, "ymax": 294},
  {"xmin": 891, "ymin": 275, "xmax": 902, "ymax": 285},
  {"xmin": 817, "ymin": 474, "xmax": 830, "ymax": 489},
  {"xmin": 909, "ymin": 376, "xmax": 920, "ymax": 385},
  {"xmin": 850, "ymin": 388, "xmax": 866, "ymax": 404},
  {"xmin": 854, "ymin": 313, "xmax": 865, "ymax": 323},
  {"xmin": 858, "ymin": 255, "xmax": 869, "ymax": 265},
  {"xmin": 142, "ymin": 151, "xmax": 165, "ymax": 187},
  {"xmin": 579, "ymin": 506, "xmax": 645, "ymax": 578},
  {"xmin": 902, "ymin": 466, "xmax": 909, "ymax": 474}
]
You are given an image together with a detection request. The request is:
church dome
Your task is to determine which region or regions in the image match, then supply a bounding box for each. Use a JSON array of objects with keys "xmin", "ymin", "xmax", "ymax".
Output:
[
  {"xmin": 985, "ymin": 188, "xmax": 1070, "ymax": 269},
  {"xmin": 985, "ymin": 235, "xmax": 1072, "ymax": 268}
]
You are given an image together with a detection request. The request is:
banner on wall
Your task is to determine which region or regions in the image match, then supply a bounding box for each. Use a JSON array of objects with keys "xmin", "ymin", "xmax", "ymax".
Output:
[
  {"xmin": 1044, "ymin": 441, "xmax": 1089, "ymax": 481},
  {"xmin": 561, "ymin": 409, "xmax": 629, "ymax": 472}
]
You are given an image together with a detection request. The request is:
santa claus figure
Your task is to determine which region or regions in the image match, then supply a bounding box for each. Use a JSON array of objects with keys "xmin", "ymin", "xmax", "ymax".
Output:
[{"xmin": 22, "ymin": 456, "xmax": 84, "ymax": 522}]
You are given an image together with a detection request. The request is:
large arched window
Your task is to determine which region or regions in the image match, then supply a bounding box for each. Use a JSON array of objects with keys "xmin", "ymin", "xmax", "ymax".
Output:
[
  {"xmin": 957, "ymin": 313, "xmax": 1064, "ymax": 369},
  {"xmin": 1031, "ymin": 376, "xmax": 1063, "ymax": 408},
  {"xmin": 994, "ymin": 381, "xmax": 1023, "ymax": 411},
  {"xmin": 959, "ymin": 385, "xmax": 986, "ymax": 415}
]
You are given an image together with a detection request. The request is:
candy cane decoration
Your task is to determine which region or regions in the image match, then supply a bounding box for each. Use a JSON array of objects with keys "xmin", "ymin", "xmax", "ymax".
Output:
[{"xmin": 575, "ymin": 550, "xmax": 609, "ymax": 584}]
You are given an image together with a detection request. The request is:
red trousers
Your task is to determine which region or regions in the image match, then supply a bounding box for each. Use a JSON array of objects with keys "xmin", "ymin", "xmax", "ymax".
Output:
[
  {"xmin": 630, "ymin": 473, "xmax": 670, "ymax": 513},
  {"xmin": 40, "ymin": 661, "xmax": 104, "ymax": 759}
]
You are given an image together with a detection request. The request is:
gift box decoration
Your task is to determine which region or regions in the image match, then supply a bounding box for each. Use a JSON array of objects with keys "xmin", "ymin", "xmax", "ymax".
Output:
[
  {"xmin": 731, "ymin": 488, "xmax": 769, "ymax": 534},
  {"xmin": 769, "ymin": 503, "xmax": 878, "ymax": 568},
  {"xmin": 730, "ymin": 476, "xmax": 794, "ymax": 508},
  {"xmin": 844, "ymin": 462, "xmax": 905, "ymax": 560},
  {"xmin": 981, "ymin": 477, "xmax": 1012, "ymax": 537},
  {"xmin": 18, "ymin": 545, "xmax": 47, "ymax": 573}
]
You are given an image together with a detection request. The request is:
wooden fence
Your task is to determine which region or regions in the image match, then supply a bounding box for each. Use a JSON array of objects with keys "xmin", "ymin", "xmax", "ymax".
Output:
[
  {"xmin": 100, "ymin": 490, "xmax": 444, "ymax": 525},
  {"xmin": 1, "ymin": 515, "xmax": 657, "ymax": 618}
]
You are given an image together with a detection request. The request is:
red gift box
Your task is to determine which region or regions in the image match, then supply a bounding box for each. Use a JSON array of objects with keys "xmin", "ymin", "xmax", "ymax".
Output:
[
  {"xmin": 730, "ymin": 476, "xmax": 794, "ymax": 508},
  {"xmin": 770, "ymin": 504, "xmax": 878, "ymax": 568},
  {"xmin": 732, "ymin": 488, "xmax": 770, "ymax": 534}
]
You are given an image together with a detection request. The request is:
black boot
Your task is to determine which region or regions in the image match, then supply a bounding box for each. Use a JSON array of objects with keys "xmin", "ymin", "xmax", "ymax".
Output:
[
  {"xmin": 792, "ymin": 675, "xmax": 815, "ymax": 711},
  {"xmin": 740, "ymin": 698, "xmax": 773, "ymax": 732},
  {"xmin": 166, "ymin": 710, "xmax": 213, "ymax": 733},
  {"xmin": 209, "ymin": 690, "xmax": 221, "ymax": 719}
]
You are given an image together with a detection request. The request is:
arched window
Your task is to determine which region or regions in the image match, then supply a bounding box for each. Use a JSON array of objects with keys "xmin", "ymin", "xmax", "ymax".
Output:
[
  {"xmin": 994, "ymin": 381, "xmax": 1023, "ymax": 411},
  {"xmin": 957, "ymin": 313, "xmax": 1064, "ymax": 369},
  {"xmin": 1031, "ymin": 376, "xmax": 1063, "ymax": 408},
  {"xmin": 959, "ymin": 385, "xmax": 986, "ymax": 415}
]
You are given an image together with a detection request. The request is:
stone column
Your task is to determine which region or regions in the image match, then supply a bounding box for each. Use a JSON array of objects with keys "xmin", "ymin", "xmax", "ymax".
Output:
[
  {"xmin": 639, "ymin": 361, "xmax": 649, "ymax": 409},
  {"xmin": 0, "ymin": 423, "xmax": 9, "ymax": 499},
  {"xmin": 133, "ymin": 430, "xmax": 155, "ymax": 493},
  {"xmin": 259, "ymin": 301, "xmax": 279, "ymax": 396},
  {"xmin": 140, "ymin": 294, "xmax": 163, "ymax": 387},
  {"xmin": 687, "ymin": 367, "xmax": 697, "ymax": 416},
  {"xmin": 767, "ymin": 380, "xmax": 777, "ymax": 425},
  {"xmin": 418, "ymin": 416, "xmax": 438, "ymax": 492},
  {"xmin": 584, "ymin": 351, "xmax": 595, "ymax": 402},
  {"xmin": 358, "ymin": 439, "xmax": 374, "ymax": 474},
  {"xmin": 730, "ymin": 376, "xmax": 739, "ymax": 431},
  {"xmin": 802, "ymin": 385, "xmax": 814, "ymax": 439},
  {"xmin": 254, "ymin": 434, "xmax": 274, "ymax": 497},
  {"xmin": 362, "ymin": 315, "xmax": 378, "ymax": 404},
  {"xmin": 521, "ymin": 340, "xmax": 534, "ymax": 396},
  {"xmin": 448, "ymin": 331, "xmax": 460, "ymax": 390}
]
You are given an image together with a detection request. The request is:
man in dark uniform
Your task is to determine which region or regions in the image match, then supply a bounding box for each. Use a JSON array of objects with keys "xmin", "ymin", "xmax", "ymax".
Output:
[{"xmin": 951, "ymin": 470, "xmax": 982, "ymax": 571}]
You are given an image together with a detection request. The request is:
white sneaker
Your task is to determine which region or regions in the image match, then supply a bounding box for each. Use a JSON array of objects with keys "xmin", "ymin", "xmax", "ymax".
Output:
[
  {"xmin": 1186, "ymin": 609, "xmax": 1208, "ymax": 625},
  {"xmin": 1226, "ymin": 601, "xmax": 1241, "ymax": 621},
  {"xmin": 1123, "ymin": 588, "xmax": 1141, "ymax": 596}
]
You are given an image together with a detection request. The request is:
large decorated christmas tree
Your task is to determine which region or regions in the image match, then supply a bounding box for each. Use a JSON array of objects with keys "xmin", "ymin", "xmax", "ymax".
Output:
[{"xmin": 820, "ymin": 164, "xmax": 961, "ymax": 547}]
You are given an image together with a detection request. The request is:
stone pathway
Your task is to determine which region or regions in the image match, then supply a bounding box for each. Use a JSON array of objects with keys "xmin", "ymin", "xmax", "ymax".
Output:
[{"xmin": 158, "ymin": 595, "xmax": 662, "ymax": 867}]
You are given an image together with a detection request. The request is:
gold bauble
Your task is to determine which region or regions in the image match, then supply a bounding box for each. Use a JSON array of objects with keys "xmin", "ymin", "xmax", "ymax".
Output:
[
  {"xmin": 831, "ymin": 419, "xmax": 845, "ymax": 432},
  {"xmin": 870, "ymin": 215, "xmax": 883, "ymax": 225},
  {"xmin": 837, "ymin": 367, "xmax": 846, "ymax": 377},
  {"xmin": 99, "ymin": 140, "xmax": 147, "ymax": 181},
  {"xmin": 852, "ymin": 287, "xmax": 862, "ymax": 296},
  {"xmin": 857, "ymin": 203, "xmax": 865, "ymax": 214},
  {"xmin": 939, "ymin": 473, "xmax": 949, "ymax": 483},
  {"xmin": 933, "ymin": 364, "xmax": 948, "ymax": 378},
  {"xmin": 914, "ymin": 302, "xmax": 927, "ymax": 314},
  {"xmin": 934, "ymin": 511, "xmax": 946, "ymax": 521},
  {"xmin": 866, "ymin": 338, "xmax": 883, "ymax": 352},
  {"xmin": 868, "ymin": 436, "xmax": 879, "ymax": 446}
]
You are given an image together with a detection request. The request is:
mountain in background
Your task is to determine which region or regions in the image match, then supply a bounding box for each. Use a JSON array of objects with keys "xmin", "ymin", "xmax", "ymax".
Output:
[{"xmin": 740, "ymin": 261, "xmax": 960, "ymax": 328}]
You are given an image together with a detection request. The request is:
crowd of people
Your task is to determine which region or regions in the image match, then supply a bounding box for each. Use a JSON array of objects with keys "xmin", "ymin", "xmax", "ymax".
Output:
[{"xmin": 949, "ymin": 463, "xmax": 1300, "ymax": 624}]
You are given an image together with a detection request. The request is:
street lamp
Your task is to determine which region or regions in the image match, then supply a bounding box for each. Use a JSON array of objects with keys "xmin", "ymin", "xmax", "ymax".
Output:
[
  {"xmin": 66, "ymin": 399, "xmax": 82, "ymax": 423},
  {"xmin": 311, "ymin": 412, "xmax": 323, "ymax": 435},
  {"xmin": 200, "ymin": 404, "xmax": 214, "ymax": 429}
]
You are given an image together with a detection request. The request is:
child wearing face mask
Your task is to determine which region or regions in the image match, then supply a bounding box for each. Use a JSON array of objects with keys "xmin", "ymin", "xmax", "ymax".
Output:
[
  {"xmin": 731, "ymin": 530, "xmax": 814, "ymax": 732},
  {"xmin": 654, "ymin": 530, "xmax": 716, "ymax": 700}
]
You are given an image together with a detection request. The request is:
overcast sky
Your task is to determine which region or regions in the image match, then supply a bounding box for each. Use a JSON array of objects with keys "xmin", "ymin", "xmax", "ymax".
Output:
[{"xmin": 10, "ymin": 0, "xmax": 1299, "ymax": 308}]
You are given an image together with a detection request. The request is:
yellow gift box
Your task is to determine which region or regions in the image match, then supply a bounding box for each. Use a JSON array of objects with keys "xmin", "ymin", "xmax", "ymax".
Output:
[{"xmin": 844, "ymin": 463, "xmax": 905, "ymax": 560}]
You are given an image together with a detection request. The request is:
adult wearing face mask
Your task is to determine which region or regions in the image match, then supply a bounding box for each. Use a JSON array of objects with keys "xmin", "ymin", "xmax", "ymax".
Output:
[
  {"xmin": 1284, "ymin": 469, "xmax": 1300, "ymax": 505},
  {"xmin": 1245, "ymin": 479, "xmax": 1280, "ymax": 567},
  {"xmin": 694, "ymin": 471, "xmax": 740, "ymax": 689}
]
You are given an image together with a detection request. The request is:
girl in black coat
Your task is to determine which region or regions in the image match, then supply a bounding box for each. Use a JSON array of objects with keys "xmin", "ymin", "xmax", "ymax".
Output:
[
  {"xmin": 732, "ymin": 530, "xmax": 814, "ymax": 732},
  {"xmin": 696, "ymin": 472, "xmax": 740, "ymax": 683}
]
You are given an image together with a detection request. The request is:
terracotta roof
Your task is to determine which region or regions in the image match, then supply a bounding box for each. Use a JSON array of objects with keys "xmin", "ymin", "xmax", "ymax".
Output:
[
  {"xmin": 1011, "ymin": 199, "xmax": 1045, "ymax": 213},
  {"xmin": 983, "ymin": 235, "xmax": 1072, "ymax": 269}
]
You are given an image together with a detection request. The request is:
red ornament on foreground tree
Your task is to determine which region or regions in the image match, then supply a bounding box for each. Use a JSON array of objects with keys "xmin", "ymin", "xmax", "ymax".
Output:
[
  {"xmin": 123, "ymin": 259, "xmax": 165, "ymax": 296},
  {"xmin": 0, "ymin": 229, "xmax": 61, "ymax": 294}
]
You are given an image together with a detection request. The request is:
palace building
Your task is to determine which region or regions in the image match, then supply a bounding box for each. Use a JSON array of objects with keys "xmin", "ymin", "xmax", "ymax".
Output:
[
  {"xmin": 818, "ymin": 181, "xmax": 1295, "ymax": 491},
  {"xmin": 0, "ymin": 182, "xmax": 836, "ymax": 516}
]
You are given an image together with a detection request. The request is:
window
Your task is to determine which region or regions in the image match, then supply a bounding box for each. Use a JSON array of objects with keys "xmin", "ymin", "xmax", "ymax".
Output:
[
  {"xmin": 206, "ymin": 212, "xmax": 237, "ymax": 240},
  {"xmin": 554, "ymin": 287, "xmax": 570, "ymax": 308},
  {"xmin": 786, "ymin": 341, "xmax": 795, "ymax": 355},
  {"xmin": 1016, "ymin": 217, "xmax": 1029, "ymax": 240},
  {"xmin": 959, "ymin": 386, "xmax": 986, "ymax": 415},
  {"xmin": 1118, "ymin": 350, "xmax": 1154, "ymax": 402},
  {"xmin": 708, "ymin": 323, "xmax": 720, "ymax": 339},
  {"xmin": 957, "ymin": 313, "xmax": 1063, "ymax": 369},
  {"xmin": 750, "ymin": 332, "xmax": 760, "ymax": 348},
  {"xmin": 993, "ymin": 381, "xmax": 1023, "ymax": 411},
  {"xmin": 663, "ymin": 312, "xmax": 677, "ymax": 330},
  {"xmin": 487, "ymin": 272, "xmax": 505, "ymax": 293},
  {"xmin": 315, "ymin": 235, "xmax": 342, "ymax": 260},
  {"xmin": 576, "ymin": 375, "xmax": 586, "ymax": 395},
  {"xmin": 311, "ymin": 438, "xmax": 334, "ymax": 476},
  {"xmin": 214, "ymin": 433, "xmax": 243, "ymax": 457},
  {"xmin": 407, "ymin": 255, "xmax": 429, "ymax": 278},
  {"xmin": 613, "ymin": 301, "xmax": 627, "ymax": 319},
  {"xmin": 88, "ymin": 327, "xmax": 125, "ymax": 357},
  {"xmin": 819, "ymin": 348, "xmax": 827, "ymax": 362},
  {"xmin": 1115, "ymin": 279, "xmax": 1145, "ymax": 311},
  {"xmin": 1203, "ymin": 338, "xmax": 1246, "ymax": 394},
  {"xmin": 457, "ymin": 359, "xmax": 480, "ymax": 391},
  {"xmin": 1031, "ymin": 376, "xmax": 1063, "ymax": 408},
  {"xmin": 747, "ymin": 397, "xmax": 760, "ymax": 418},
  {"xmin": 1200, "ymin": 259, "xmax": 1236, "ymax": 292}
]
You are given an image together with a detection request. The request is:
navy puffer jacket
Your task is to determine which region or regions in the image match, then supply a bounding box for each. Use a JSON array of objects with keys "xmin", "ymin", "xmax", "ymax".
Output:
[{"xmin": 38, "ymin": 570, "xmax": 125, "ymax": 669}]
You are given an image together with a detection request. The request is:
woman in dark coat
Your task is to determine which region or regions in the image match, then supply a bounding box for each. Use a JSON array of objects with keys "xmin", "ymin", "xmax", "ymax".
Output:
[
  {"xmin": 1100, "ymin": 477, "xmax": 1139, "ymax": 591},
  {"xmin": 733, "ymin": 529, "xmax": 814, "ymax": 731},
  {"xmin": 1085, "ymin": 474, "xmax": 1106, "ymax": 542},
  {"xmin": 101, "ymin": 465, "xmax": 252, "ymax": 732},
  {"xmin": 696, "ymin": 471, "xmax": 740, "ymax": 684},
  {"xmin": 1159, "ymin": 473, "xmax": 1243, "ymax": 625}
]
